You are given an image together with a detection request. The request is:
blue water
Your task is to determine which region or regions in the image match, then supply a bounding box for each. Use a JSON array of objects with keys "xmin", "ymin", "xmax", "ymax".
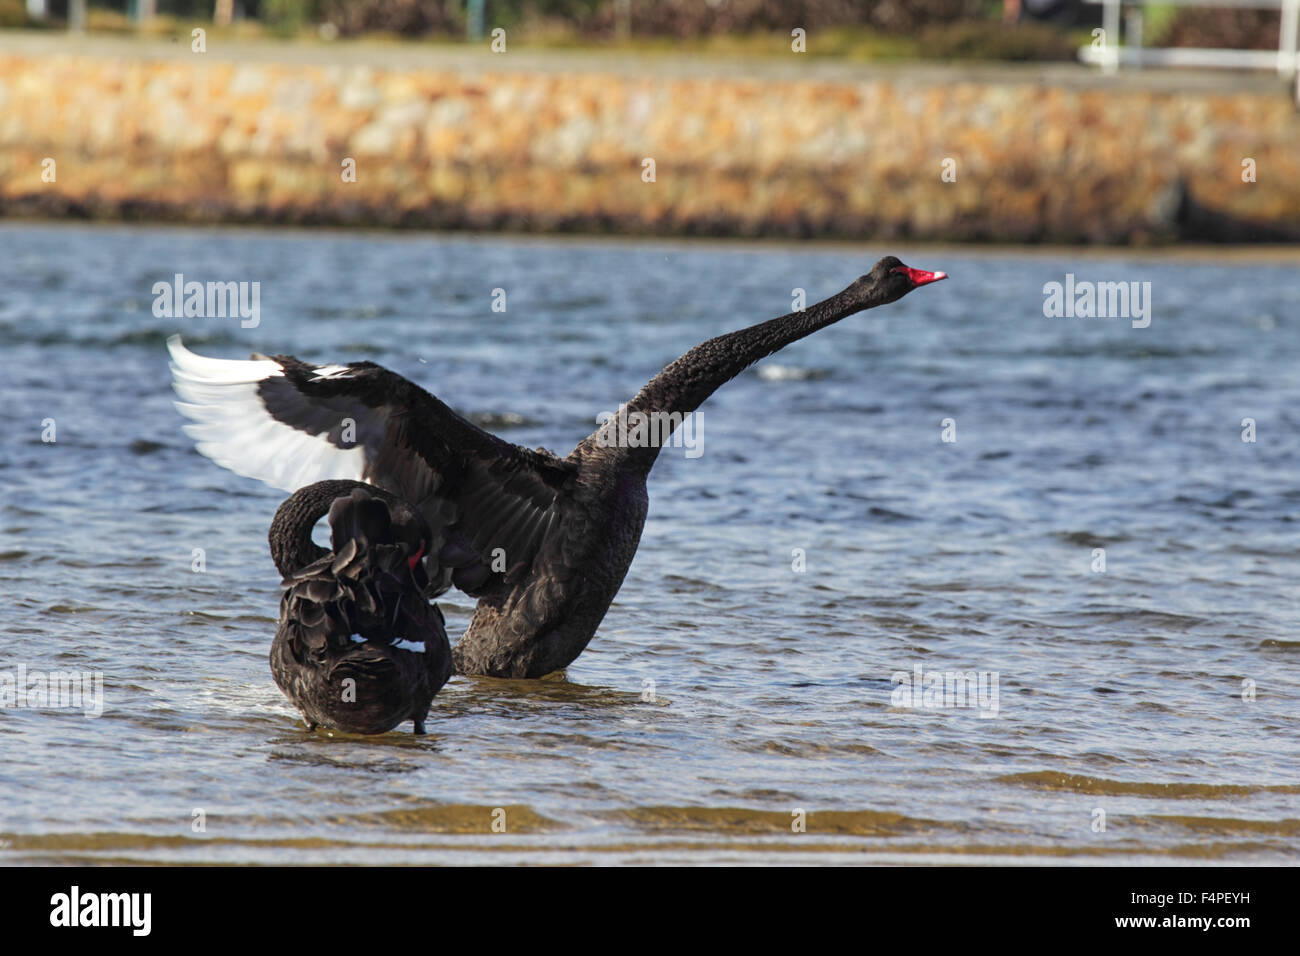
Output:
[{"xmin": 1, "ymin": 222, "xmax": 1297, "ymax": 863}]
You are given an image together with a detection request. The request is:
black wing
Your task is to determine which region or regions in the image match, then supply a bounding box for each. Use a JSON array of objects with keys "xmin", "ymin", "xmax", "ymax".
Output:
[{"xmin": 169, "ymin": 336, "xmax": 579, "ymax": 598}]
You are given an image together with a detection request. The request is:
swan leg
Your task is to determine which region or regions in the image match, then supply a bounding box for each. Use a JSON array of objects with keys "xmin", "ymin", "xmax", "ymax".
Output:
[{"xmin": 412, "ymin": 718, "xmax": 426, "ymax": 735}]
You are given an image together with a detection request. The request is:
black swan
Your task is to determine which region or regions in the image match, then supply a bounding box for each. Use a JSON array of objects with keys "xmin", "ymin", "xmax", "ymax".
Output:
[
  {"xmin": 269, "ymin": 479, "xmax": 453, "ymax": 733},
  {"xmin": 170, "ymin": 256, "xmax": 946, "ymax": 679}
]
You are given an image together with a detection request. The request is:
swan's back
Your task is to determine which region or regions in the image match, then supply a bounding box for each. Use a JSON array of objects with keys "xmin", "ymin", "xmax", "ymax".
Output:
[{"xmin": 272, "ymin": 483, "xmax": 452, "ymax": 734}]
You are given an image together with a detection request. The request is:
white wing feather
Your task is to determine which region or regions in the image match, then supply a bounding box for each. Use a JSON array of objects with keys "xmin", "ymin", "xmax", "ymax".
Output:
[{"xmin": 167, "ymin": 335, "xmax": 367, "ymax": 492}]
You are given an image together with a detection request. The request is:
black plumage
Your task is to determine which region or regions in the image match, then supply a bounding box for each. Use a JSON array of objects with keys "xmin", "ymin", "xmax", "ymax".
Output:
[
  {"xmin": 173, "ymin": 258, "xmax": 945, "ymax": 681},
  {"xmin": 268, "ymin": 480, "xmax": 453, "ymax": 734}
]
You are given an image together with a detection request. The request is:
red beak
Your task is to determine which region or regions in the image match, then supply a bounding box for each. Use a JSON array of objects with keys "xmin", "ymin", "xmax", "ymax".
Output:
[
  {"xmin": 407, "ymin": 544, "xmax": 425, "ymax": 573},
  {"xmin": 893, "ymin": 266, "xmax": 948, "ymax": 287}
]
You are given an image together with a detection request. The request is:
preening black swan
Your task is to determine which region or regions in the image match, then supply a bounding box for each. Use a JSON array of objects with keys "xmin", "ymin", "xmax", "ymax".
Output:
[
  {"xmin": 170, "ymin": 256, "xmax": 946, "ymax": 679},
  {"xmin": 269, "ymin": 479, "xmax": 452, "ymax": 733}
]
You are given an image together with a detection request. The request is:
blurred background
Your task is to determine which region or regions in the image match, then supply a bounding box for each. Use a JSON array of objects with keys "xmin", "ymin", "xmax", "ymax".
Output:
[
  {"xmin": 1, "ymin": 1, "xmax": 1292, "ymax": 61},
  {"xmin": 1, "ymin": 0, "xmax": 1298, "ymax": 242}
]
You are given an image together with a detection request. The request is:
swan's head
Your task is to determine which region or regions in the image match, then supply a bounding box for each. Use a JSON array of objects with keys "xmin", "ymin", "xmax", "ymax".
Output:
[
  {"xmin": 857, "ymin": 256, "xmax": 947, "ymax": 306},
  {"xmin": 385, "ymin": 507, "xmax": 431, "ymax": 590},
  {"xmin": 326, "ymin": 488, "xmax": 431, "ymax": 588}
]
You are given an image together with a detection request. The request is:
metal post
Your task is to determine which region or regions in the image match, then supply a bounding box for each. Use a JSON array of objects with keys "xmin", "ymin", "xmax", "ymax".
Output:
[
  {"xmin": 1281, "ymin": 0, "xmax": 1300, "ymax": 77},
  {"xmin": 68, "ymin": 0, "xmax": 86, "ymax": 32},
  {"xmin": 127, "ymin": 0, "xmax": 157, "ymax": 24},
  {"xmin": 467, "ymin": 0, "xmax": 485, "ymax": 41},
  {"xmin": 614, "ymin": 0, "xmax": 631, "ymax": 41},
  {"xmin": 1126, "ymin": 8, "xmax": 1143, "ymax": 69},
  {"xmin": 1102, "ymin": 0, "xmax": 1122, "ymax": 73}
]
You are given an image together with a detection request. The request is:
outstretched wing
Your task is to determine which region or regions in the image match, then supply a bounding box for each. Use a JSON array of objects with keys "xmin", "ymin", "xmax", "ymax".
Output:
[{"xmin": 168, "ymin": 336, "xmax": 578, "ymax": 596}]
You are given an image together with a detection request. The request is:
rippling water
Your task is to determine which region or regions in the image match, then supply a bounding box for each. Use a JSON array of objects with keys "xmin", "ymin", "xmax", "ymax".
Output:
[{"xmin": 1, "ymin": 223, "xmax": 1297, "ymax": 864}]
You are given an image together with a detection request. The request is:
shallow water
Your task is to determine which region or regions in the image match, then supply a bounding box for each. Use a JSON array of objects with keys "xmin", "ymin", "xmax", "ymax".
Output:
[{"xmin": 1, "ymin": 223, "xmax": 1297, "ymax": 864}]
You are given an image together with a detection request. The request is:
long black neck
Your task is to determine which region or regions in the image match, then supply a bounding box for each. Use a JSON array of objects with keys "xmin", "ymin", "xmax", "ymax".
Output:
[
  {"xmin": 268, "ymin": 479, "xmax": 374, "ymax": 576},
  {"xmin": 576, "ymin": 281, "xmax": 880, "ymax": 472}
]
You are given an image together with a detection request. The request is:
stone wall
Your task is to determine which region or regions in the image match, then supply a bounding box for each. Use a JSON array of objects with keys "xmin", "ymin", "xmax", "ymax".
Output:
[{"xmin": 1, "ymin": 38, "xmax": 1297, "ymax": 243}]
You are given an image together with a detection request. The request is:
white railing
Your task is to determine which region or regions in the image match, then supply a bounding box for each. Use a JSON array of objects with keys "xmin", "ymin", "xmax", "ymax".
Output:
[{"xmin": 1078, "ymin": 0, "xmax": 1300, "ymax": 77}]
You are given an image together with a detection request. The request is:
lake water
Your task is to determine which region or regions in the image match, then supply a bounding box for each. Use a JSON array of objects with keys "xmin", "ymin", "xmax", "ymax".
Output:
[{"xmin": 1, "ymin": 222, "xmax": 1297, "ymax": 864}]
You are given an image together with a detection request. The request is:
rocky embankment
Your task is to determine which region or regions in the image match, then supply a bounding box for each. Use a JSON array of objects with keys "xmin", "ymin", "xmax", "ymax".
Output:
[{"xmin": 0, "ymin": 34, "xmax": 1296, "ymax": 242}]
